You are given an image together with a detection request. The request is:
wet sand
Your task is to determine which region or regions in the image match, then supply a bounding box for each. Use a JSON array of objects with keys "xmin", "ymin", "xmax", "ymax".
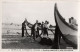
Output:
[
  {"xmin": 2, "ymin": 23, "xmax": 73, "ymax": 49},
  {"xmin": 2, "ymin": 34, "xmax": 72, "ymax": 49},
  {"xmin": 2, "ymin": 35, "xmax": 52, "ymax": 49}
]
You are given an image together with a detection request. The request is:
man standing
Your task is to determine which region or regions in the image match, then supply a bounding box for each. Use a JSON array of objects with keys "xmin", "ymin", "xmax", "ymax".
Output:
[
  {"xmin": 31, "ymin": 24, "xmax": 35, "ymax": 41},
  {"xmin": 34, "ymin": 20, "xmax": 39, "ymax": 38},
  {"xmin": 22, "ymin": 21, "xmax": 26, "ymax": 37},
  {"xmin": 43, "ymin": 21, "xmax": 49, "ymax": 37},
  {"xmin": 30, "ymin": 20, "xmax": 39, "ymax": 41},
  {"xmin": 40, "ymin": 22, "xmax": 44, "ymax": 36},
  {"xmin": 69, "ymin": 17, "xmax": 77, "ymax": 28}
]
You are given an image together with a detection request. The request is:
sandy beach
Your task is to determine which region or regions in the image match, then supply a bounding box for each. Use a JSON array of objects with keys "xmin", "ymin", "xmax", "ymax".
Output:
[
  {"xmin": 2, "ymin": 35, "xmax": 52, "ymax": 49},
  {"xmin": 2, "ymin": 23, "xmax": 53, "ymax": 49},
  {"xmin": 2, "ymin": 23, "xmax": 72, "ymax": 49}
]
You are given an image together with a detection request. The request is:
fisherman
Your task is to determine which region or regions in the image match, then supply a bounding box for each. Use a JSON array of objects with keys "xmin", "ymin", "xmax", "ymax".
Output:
[
  {"xmin": 24, "ymin": 19, "xmax": 30, "ymax": 37},
  {"xmin": 43, "ymin": 21, "xmax": 49, "ymax": 37},
  {"xmin": 39, "ymin": 21, "xmax": 53, "ymax": 45},
  {"xmin": 40, "ymin": 22, "xmax": 44, "ymax": 36},
  {"xmin": 69, "ymin": 17, "xmax": 77, "ymax": 28},
  {"xmin": 22, "ymin": 21, "xmax": 26, "ymax": 37},
  {"xmin": 71, "ymin": 17, "xmax": 77, "ymax": 25},
  {"xmin": 30, "ymin": 24, "xmax": 35, "ymax": 42},
  {"xmin": 22, "ymin": 19, "xmax": 29, "ymax": 37},
  {"xmin": 24, "ymin": 19, "xmax": 40, "ymax": 42},
  {"xmin": 34, "ymin": 20, "xmax": 39, "ymax": 38},
  {"xmin": 24, "ymin": 19, "xmax": 35, "ymax": 42},
  {"xmin": 30, "ymin": 20, "xmax": 39, "ymax": 42}
]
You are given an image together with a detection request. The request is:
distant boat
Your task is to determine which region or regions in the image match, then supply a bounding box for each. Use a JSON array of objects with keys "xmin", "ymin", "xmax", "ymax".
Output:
[{"xmin": 54, "ymin": 4, "xmax": 78, "ymax": 48}]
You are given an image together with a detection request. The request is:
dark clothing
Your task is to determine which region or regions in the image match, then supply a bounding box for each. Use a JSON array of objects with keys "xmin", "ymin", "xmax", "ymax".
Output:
[
  {"xmin": 22, "ymin": 22, "xmax": 26, "ymax": 29},
  {"xmin": 22, "ymin": 22, "xmax": 29, "ymax": 37},
  {"xmin": 34, "ymin": 23, "xmax": 39, "ymax": 38},
  {"xmin": 43, "ymin": 27, "xmax": 48, "ymax": 36},
  {"xmin": 31, "ymin": 25, "xmax": 35, "ymax": 36},
  {"xmin": 22, "ymin": 22, "xmax": 26, "ymax": 37},
  {"xmin": 31, "ymin": 25, "xmax": 35, "ymax": 40},
  {"xmin": 51, "ymin": 26, "xmax": 61, "ymax": 49},
  {"xmin": 69, "ymin": 18, "xmax": 72, "ymax": 23},
  {"xmin": 31, "ymin": 23, "xmax": 40, "ymax": 40},
  {"xmin": 35, "ymin": 31, "xmax": 39, "ymax": 38},
  {"xmin": 40, "ymin": 24, "xmax": 44, "ymax": 36},
  {"xmin": 44, "ymin": 28, "xmax": 48, "ymax": 34},
  {"xmin": 22, "ymin": 27, "xmax": 24, "ymax": 37},
  {"xmin": 40, "ymin": 24, "xmax": 48, "ymax": 36}
]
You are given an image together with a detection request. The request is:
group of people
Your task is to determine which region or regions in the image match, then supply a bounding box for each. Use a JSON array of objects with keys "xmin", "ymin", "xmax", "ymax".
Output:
[{"xmin": 22, "ymin": 19, "xmax": 50, "ymax": 42}]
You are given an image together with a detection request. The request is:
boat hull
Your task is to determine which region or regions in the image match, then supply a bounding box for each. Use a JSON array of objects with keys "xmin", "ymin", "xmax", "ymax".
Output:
[{"xmin": 54, "ymin": 4, "xmax": 78, "ymax": 47}]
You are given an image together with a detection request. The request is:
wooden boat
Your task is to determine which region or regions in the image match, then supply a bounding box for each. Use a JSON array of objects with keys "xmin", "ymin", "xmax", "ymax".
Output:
[{"xmin": 54, "ymin": 4, "xmax": 78, "ymax": 48}]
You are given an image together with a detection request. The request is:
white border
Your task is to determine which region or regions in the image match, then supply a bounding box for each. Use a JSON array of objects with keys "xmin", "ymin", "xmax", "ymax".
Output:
[{"xmin": 0, "ymin": 0, "xmax": 80, "ymax": 52}]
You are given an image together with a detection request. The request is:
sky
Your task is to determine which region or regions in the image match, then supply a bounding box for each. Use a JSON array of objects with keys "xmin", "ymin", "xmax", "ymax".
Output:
[{"xmin": 2, "ymin": 1, "xmax": 79, "ymax": 25}]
